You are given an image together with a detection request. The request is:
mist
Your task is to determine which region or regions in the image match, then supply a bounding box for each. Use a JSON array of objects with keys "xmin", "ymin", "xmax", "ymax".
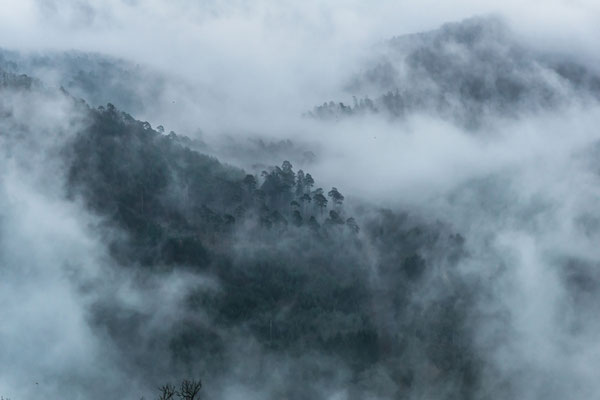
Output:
[{"xmin": 1, "ymin": 1, "xmax": 600, "ymax": 400}]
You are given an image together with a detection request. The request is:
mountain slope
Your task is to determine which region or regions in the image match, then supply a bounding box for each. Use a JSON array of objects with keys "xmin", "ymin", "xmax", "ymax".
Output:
[{"xmin": 310, "ymin": 16, "xmax": 600, "ymax": 128}]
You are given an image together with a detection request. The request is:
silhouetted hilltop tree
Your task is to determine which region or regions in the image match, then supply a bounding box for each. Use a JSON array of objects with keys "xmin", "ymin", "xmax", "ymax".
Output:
[{"xmin": 328, "ymin": 187, "xmax": 345, "ymax": 208}]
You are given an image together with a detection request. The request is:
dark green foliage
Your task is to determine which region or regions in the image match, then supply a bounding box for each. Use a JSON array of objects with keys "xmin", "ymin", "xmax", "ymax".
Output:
[
  {"xmin": 328, "ymin": 187, "xmax": 345, "ymax": 206},
  {"xmin": 326, "ymin": 210, "xmax": 344, "ymax": 225},
  {"xmin": 312, "ymin": 188, "xmax": 328, "ymax": 215},
  {"xmin": 295, "ymin": 169, "xmax": 305, "ymax": 196},
  {"xmin": 300, "ymin": 193, "xmax": 311, "ymax": 204},
  {"xmin": 303, "ymin": 173, "xmax": 314, "ymax": 191},
  {"xmin": 66, "ymin": 104, "xmax": 247, "ymax": 265}
]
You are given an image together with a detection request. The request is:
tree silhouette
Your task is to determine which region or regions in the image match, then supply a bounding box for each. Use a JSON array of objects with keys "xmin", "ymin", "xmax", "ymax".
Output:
[
  {"xmin": 346, "ymin": 217, "xmax": 360, "ymax": 233},
  {"xmin": 292, "ymin": 210, "xmax": 303, "ymax": 227},
  {"xmin": 308, "ymin": 215, "xmax": 320, "ymax": 231},
  {"xmin": 177, "ymin": 379, "xmax": 202, "ymax": 400},
  {"xmin": 295, "ymin": 169, "xmax": 306, "ymax": 196},
  {"xmin": 304, "ymin": 173, "xmax": 315, "ymax": 192},
  {"xmin": 300, "ymin": 193, "xmax": 311, "ymax": 214},
  {"xmin": 158, "ymin": 384, "xmax": 176, "ymax": 400},
  {"xmin": 281, "ymin": 160, "xmax": 295, "ymax": 188},
  {"xmin": 313, "ymin": 190, "xmax": 328, "ymax": 215},
  {"xmin": 243, "ymin": 174, "xmax": 257, "ymax": 192},
  {"xmin": 328, "ymin": 187, "xmax": 345, "ymax": 207},
  {"xmin": 327, "ymin": 210, "xmax": 344, "ymax": 225},
  {"xmin": 300, "ymin": 193, "xmax": 311, "ymax": 204}
]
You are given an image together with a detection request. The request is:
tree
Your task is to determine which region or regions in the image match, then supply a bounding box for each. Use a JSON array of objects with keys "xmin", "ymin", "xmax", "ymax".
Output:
[
  {"xmin": 327, "ymin": 210, "xmax": 344, "ymax": 225},
  {"xmin": 177, "ymin": 379, "xmax": 202, "ymax": 400},
  {"xmin": 308, "ymin": 216, "xmax": 320, "ymax": 231},
  {"xmin": 292, "ymin": 210, "xmax": 303, "ymax": 227},
  {"xmin": 158, "ymin": 384, "xmax": 176, "ymax": 400},
  {"xmin": 300, "ymin": 193, "xmax": 311, "ymax": 214},
  {"xmin": 242, "ymin": 174, "xmax": 257, "ymax": 192},
  {"xmin": 281, "ymin": 160, "xmax": 296, "ymax": 193},
  {"xmin": 304, "ymin": 173, "xmax": 315, "ymax": 192},
  {"xmin": 254, "ymin": 189, "xmax": 266, "ymax": 204},
  {"xmin": 346, "ymin": 217, "xmax": 359, "ymax": 233},
  {"xmin": 300, "ymin": 193, "xmax": 311, "ymax": 204},
  {"xmin": 295, "ymin": 169, "xmax": 305, "ymax": 196},
  {"xmin": 260, "ymin": 169, "xmax": 283, "ymax": 205},
  {"xmin": 327, "ymin": 187, "xmax": 344, "ymax": 207},
  {"xmin": 313, "ymin": 190, "xmax": 328, "ymax": 215}
]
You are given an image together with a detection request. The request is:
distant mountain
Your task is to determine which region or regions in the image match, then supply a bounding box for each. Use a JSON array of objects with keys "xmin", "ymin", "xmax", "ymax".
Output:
[
  {"xmin": 0, "ymin": 49, "xmax": 167, "ymax": 116},
  {"xmin": 309, "ymin": 16, "xmax": 600, "ymax": 128}
]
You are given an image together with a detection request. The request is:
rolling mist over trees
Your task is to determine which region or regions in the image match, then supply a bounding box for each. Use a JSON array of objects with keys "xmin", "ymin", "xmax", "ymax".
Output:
[
  {"xmin": 2, "ymin": 5, "xmax": 600, "ymax": 400},
  {"xmin": 309, "ymin": 17, "xmax": 600, "ymax": 128},
  {"xmin": 0, "ymin": 65, "xmax": 474, "ymax": 399}
]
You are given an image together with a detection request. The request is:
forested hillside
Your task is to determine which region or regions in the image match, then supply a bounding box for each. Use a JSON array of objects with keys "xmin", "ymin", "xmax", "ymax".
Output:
[
  {"xmin": 67, "ymin": 100, "xmax": 474, "ymax": 399},
  {"xmin": 0, "ymin": 67, "xmax": 476, "ymax": 399},
  {"xmin": 309, "ymin": 17, "xmax": 600, "ymax": 128}
]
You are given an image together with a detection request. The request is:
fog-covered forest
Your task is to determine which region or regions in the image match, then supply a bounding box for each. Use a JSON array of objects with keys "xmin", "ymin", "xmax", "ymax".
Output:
[{"xmin": 2, "ymin": 2, "xmax": 600, "ymax": 400}]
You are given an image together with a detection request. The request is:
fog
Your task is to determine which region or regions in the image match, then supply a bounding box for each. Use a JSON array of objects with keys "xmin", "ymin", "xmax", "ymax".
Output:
[
  {"xmin": 1, "ymin": 1, "xmax": 600, "ymax": 399},
  {"xmin": 2, "ymin": 0, "xmax": 600, "ymax": 131}
]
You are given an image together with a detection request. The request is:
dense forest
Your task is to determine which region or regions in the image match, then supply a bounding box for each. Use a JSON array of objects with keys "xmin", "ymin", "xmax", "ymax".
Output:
[{"xmin": 70, "ymin": 98, "xmax": 474, "ymax": 399}]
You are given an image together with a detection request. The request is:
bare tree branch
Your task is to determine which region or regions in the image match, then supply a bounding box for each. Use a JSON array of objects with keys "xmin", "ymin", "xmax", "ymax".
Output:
[
  {"xmin": 158, "ymin": 383, "xmax": 176, "ymax": 400},
  {"xmin": 177, "ymin": 379, "xmax": 202, "ymax": 400}
]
